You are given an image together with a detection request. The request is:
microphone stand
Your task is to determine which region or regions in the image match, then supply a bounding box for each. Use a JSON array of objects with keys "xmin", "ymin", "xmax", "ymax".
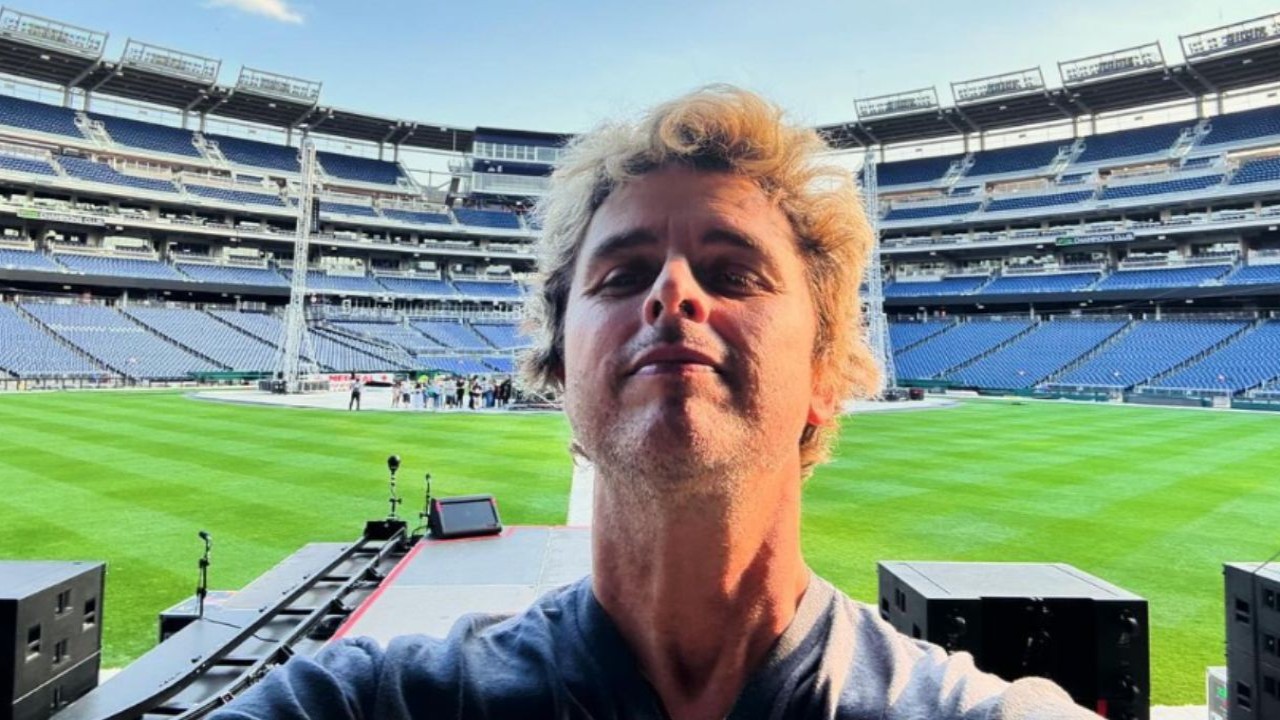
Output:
[
  {"xmin": 417, "ymin": 473, "xmax": 432, "ymax": 537},
  {"xmin": 387, "ymin": 460, "xmax": 402, "ymax": 520},
  {"xmin": 196, "ymin": 531, "xmax": 212, "ymax": 619}
]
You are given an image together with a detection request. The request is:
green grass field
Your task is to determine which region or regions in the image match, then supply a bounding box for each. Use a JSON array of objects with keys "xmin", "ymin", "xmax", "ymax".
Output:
[{"xmin": 1, "ymin": 391, "xmax": 1277, "ymax": 705}]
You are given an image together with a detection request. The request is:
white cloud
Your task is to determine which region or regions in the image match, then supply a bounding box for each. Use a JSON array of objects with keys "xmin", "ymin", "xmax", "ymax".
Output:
[{"xmin": 205, "ymin": 0, "xmax": 304, "ymax": 24}]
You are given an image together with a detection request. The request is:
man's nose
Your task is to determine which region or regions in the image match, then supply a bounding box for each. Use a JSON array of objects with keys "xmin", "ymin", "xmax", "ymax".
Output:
[{"xmin": 645, "ymin": 259, "xmax": 709, "ymax": 325}]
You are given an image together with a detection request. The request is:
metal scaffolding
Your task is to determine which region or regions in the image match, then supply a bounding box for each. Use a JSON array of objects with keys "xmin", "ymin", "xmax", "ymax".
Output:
[
  {"xmin": 276, "ymin": 140, "xmax": 320, "ymax": 392},
  {"xmin": 861, "ymin": 149, "xmax": 897, "ymax": 393}
]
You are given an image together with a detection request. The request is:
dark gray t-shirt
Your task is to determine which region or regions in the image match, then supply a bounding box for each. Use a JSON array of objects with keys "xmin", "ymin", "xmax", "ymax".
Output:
[{"xmin": 211, "ymin": 574, "xmax": 1097, "ymax": 719}]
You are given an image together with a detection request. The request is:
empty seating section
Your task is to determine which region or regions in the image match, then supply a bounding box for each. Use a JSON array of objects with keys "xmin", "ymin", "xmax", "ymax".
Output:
[
  {"xmin": 0, "ymin": 154, "xmax": 56, "ymax": 175},
  {"xmin": 58, "ymin": 156, "xmax": 178, "ymax": 193},
  {"xmin": 176, "ymin": 263, "xmax": 287, "ymax": 286},
  {"xmin": 452, "ymin": 280, "xmax": 523, "ymax": 299},
  {"xmin": 416, "ymin": 356, "xmax": 495, "ymax": 375},
  {"xmin": 883, "ymin": 202, "xmax": 980, "ymax": 222},
  {"xmin": 411, "ymin": 320, "xmax": 491, "ymax": 350},
  {"xmin": 1075, "ymin": 122, "xmax": 1187, "ymax": 163},
  {"xmin": 1181, "ymin": 157, "xmax": 1215, "ymax": 169},
  {"xmin": 453, "ymin": 208, "xmax": 521, "ymax": 229},
  {"xmin": 949, "ymin": 321, "xmax": 1126, "ymax": 389},
  {"xmin": 125, "ymin": 307, "xmax": 277, "ymax": 371},
  {"xmin": 1230, "ymin": 156, "xmax": 1280, "ymax": 185},
  {"xmin": 966, "ymin": 141, "xmax": 1064, "ymax": 177},
  {"xmin": 320, "ymin": 202, "xmax": 379, "ymax": 218},
  {"xmin": 314, "ymin": 328, "xmax": 407, "ymax": 369},
  {"xmin": 895, "ymin": 320, "xmax": 1032, "ymax": 380},
  {"xmin": 1224, "ymin": 264, "xmax": 1280, "ymax": 286},
  {"xmin": 889, "ymin": 321, "xmax": 953, "ymax": 351},
  {"xmin": 22, "ymin": 302, "xmax": 219, "ymax": 379},
  {"xmin": 330, "ymin": 321, "xmax": 442, "ymax": 352},
  {"xmin": 0, "ymin": 95, "xmax": 83, "ymax": 137},
  {"xmin": 886, "ymin": 276, "xmax": 988, "ymax": 297},
  {"xmin": 482, "ymin": 356, "xmax": 516, "ymax": 373},
  {"xmin": 1100, "ymin": 173, "xmax": 1224, "ymax": 200},
  {"xmin": 317, "ymin": 151, "xmax": 404, "ymax": 185},
  {"xmin": 206, "ymin": 134, "xmax": 299, "ymax": 172},
  {"xmin": 471, "ymin": 322, "xmax": 530, "ymax": 349},
  {"xmin": 56, "ymin": 253, "xmax": 185, "ymax": 281},
  {"xmin": 1154, "ymin": 322, "xmax": 1280, "ymax": 392},
  {"xmin": 0, "ymin": 305, "xmax": 103, "ymax": 378},
  {"xmin": 209, "ymin": 310, "xmax": 392, "ymax": 371},
  {"xmin": 0, "ymin": 247, "xmax": 61, "ymax": 271},
  {"xmin": 985, "ymin": 190, "xmax": 1093, "ymax": 212},
  {"xmin": 1201, "ymin": 105, "xmax": 1280, "ymax": 146},
  {"xmin": 980, "ymin": 272, "xmax": 1100, "ymax": 294},
  {"xmin": 1052, "ymin": 320, "xmax": 1246, "ymax": 388},
  {"xmin": 1093, "ymin": 265, "xmax": 1230, "ymax": 291},
  {"xmin": 90, "ymin": 114, "xmax": 200, "ymax": 157},
  {"xmin": 376, "ymin": 276, "xmax": 457, "ymax": 296},
  {"xmin": 209, "ymin": 310, "xmax": 284, "ymax": 346},
  {"xmin": 381, "ymin": 209, "xmax": 453, "ymax": 226},
  {"xmin": 303, "ymin": 271, "xmax": 383, "ymax": 294},
  {"xmin": 186, "ymin": 184, "xmax": 286, "ymax": 207},
  {"xmin": 1057, "ymin": 173, "xmax": 1091, "ymax": 184},
  {"xmin": 873, "ymin": 155, "xmax": 961, "ymax": 186}
]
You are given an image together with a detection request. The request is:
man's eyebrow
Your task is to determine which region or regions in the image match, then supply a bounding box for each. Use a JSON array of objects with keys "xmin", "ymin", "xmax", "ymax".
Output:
[
  {"xmin": 703, "ymin": 227, "xmax": 768, "ymax": 253},
  {"xmin": 584, "ymin": 229, "xmax": 657, "ymax": 266}
]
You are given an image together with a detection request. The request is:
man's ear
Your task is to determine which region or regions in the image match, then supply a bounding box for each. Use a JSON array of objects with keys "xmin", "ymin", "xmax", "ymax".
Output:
[{"xmin": 807, "ymin": 373, "xmax": 839, "ymax": 427}]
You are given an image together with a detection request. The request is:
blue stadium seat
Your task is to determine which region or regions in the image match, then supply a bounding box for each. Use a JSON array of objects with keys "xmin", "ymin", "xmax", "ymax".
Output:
[
  {"xmin": 985, "ymin": 190, "xmax": 1094, "ymax": 213},
  {"xmin": 175, "ymin": 263, "xmax": 288, "ymax": 287},
  {"xmin": 415, "ymin": 356, "xmax": 497, "ymax": 375},
  {"xmin": 90, "ymin": 113, "xmax": 201, "ymax": 157},
  {"xmin": 186, "ymin": 184, "xmax": 286, "ymax": 207},
  {"xmin": 871, "ymin": 155, "xmax": 962, "ymax": 186},
  {"xmin": 895, "ymin": 320, "xmax": 1034, "ymax": 380},
  {"xmin": 206, "ymin": 134, "xmax": 300, "ymax": 172},
  {"xmin": 1152, "ymin": 321, "xmax": 1280, "ymax": 393},
  {"xmin": 1092, "ymin": 265, "xmax": 1230, "ymax": 291},
  {"xmin": 0, "ymin": 95, "xmax": 83, "ymax": 138},
  {"xmin": 885, "ymin": 276, "xmax": 988, "ymax": 298},
  {"xmin": 319, "ymin": 202, "xmax": 379, "ymax": 218},
  {"xmin": 209, "ymin": 310, "xmax": 394, "ymax": 372},
  {"xmin": 948, "ymin": 320, "xmax": 1127, "ymax": 389},
  {"xmin": 471, "ymin": 322, "xmax": 531, "ymax": 350},
  {"xmin": 0, "ymin": 247, "xmax": 62, "ymax": 272},
  {"xmin": 295, "ymin": 270, "xmax": 383, "ymax": 294},
  {"xmin": 21, "ymin": 302, "xmax": 220, "ymax": 380},
  {"xmin": 0, "ymin": 153, "xmax": 57, "ymax": 176},
  {"xmin": 1050, "ymin": 320, "xmax": 1246, "ymax": 388},
  {"xmin": 966, "ymin": 141, "xmax": 1065, "ymax": 177},
  {"xmin": 0, "ymin": 304, "xmax": 105, "ymax": 379},
  {"xmin": 58, "ymin": 156, "xmax": 179, "ymax": 194},
  {"xmin": 1229, "ymin": 156, "xmax": 1280, "ymax": 185},
  {"xmin": 329, "ymin": 321, "xmax": 443, "ymax": 353},
  {"xmin": 1222, "ymin": 264, "xmax": 1280, "ymax": 286},
  {"xmin": 375, "ymin": 276, "xmax": 458, "ymax": 296},
  {"xmin": 56, "ymin": 254, "xmax": 185, "ymax": 281},
  {"xmin": 979, "ymin": 272, "xmax": 1101, "ymax": 294},
  {"xmin": 317, "ymin": 151, "xmax": 405, "ymax": 186},
  {"xmin": 1074, "ymin": 122, "xmax": 1189, "ymax": 164},
  {"xmin": 1100, "ymin": 174, "xmax": 1224, "ymax": 201},
  {"xmin": 883, "ymin": 202, "xmax": 980, "ymax": 222},
  {"xmin": 452, "ymin": 280, "xmax": 523, "ymax": 299},
  {"xmin": 1201, "ymin": 105, "xmax": 1280, "ymax": 146},
  {"xmin": 125, "ymin": 306, "xmax": 278, "ymax": 372},
  {"xmin": 888, "ymin": 321, "xmax": 954, "ymax": 352},
  {"xmin": 410, "ymin": 320, "xmax": 491, "ymax": 350},
  {"xmin": 453, "ymin": 208, "xmax": 522, "ymax": 230},
  {"xmin": 381, "ymin": 209, "xmax": 453, "ymax": 226}
]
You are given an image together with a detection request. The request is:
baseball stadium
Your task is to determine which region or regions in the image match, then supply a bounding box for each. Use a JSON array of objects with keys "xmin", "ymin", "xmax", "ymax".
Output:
[{"xmin": 0, "ymin": 4, "xmax": 1279, "ymax": 720}]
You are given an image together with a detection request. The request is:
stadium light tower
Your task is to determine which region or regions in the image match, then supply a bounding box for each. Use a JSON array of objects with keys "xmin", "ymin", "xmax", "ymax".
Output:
[
  {"xmin": 277, "ymin": 141, "xmax": 320, "ymax": 393},
  {"xmin": 861, "ymin": 148, "xmax": 896, "ymax": 393}
]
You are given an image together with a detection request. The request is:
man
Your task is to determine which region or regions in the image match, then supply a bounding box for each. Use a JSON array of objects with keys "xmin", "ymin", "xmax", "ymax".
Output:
[
  {"xmin": 213, "ymin": 86, "xmax": 1095, "ymax": 719},
  {"xmin": 347, "ymin": 373, "xmax": 362, "ymax": 411}
]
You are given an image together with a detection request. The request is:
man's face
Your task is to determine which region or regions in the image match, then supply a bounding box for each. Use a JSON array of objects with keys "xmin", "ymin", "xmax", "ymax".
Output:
[{"xmin": 561, "ymin": 165, "xmax": 835, "ymax": 486}]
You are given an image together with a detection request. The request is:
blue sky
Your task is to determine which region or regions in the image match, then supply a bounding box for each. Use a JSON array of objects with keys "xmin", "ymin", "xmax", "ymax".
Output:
[{"xmin": 25, "ymin": 0, "xmax": 1280, "ymax": 133}]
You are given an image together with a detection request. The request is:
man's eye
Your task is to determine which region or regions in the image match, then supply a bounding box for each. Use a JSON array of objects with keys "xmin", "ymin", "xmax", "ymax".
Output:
[
  {"xmin": 597, "ymin": 268, "xmax": 648, "ymax": 292},
  {"xmin": 713, "ymin": 269, "xmax": 764, "ymax": 293}
]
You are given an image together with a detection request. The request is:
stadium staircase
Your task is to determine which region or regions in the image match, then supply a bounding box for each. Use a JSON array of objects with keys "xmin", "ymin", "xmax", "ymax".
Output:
[
  {"xmin": 1041, "ymin": 320, "xmax": 1137, "ymax": 383},
  {"xmin": 1135, "ymin": 319, "xmax": 1260, "ymax": 391},
  {"xmin": 120, "ymin": 308, "xmax": 230, "ymax": 370},
  {"xmin": 11, "ymin": 303, "xmax": 111, "ymax": 375},
  {"xmin": 72, "ymin": 114, "xmax": 110, "ymax": 148},
  {"xmin": 937, "ymin": 320, "xmax": 1041, "ymax": 377},
  {"xmin": 194, "ymin": 135, "xmax": 229, "ymax": 168}
]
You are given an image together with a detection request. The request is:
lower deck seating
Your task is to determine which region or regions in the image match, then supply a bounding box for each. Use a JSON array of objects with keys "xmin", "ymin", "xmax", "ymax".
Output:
[
  {"xmin": 888, "ymin": 321, "xmax": 953, "ymax": 352},
  {"xmin": 980, "ymin": 272, "xmax": 1100, "ymax": 295},
  {"xmin": 1150, "ymin": 322, "xmax": 1280, "ymax": 393},
  {"xmin": 948, "ymin": 320, "xmax": 1127, "ymax": 389},
  {"xmin": 56, "ymin": 254, "xmax": 186, "ymax": 281},
  {"xmin": 0, "ymin": 305, "xmax": 104, "ymax": 378},
  {"xmin": 1050, "ymin": 320, "xmax": 1247, "ymax": 389},
  {"xmin": 895, "ymin": 320, "xmax": 1033, "ymax": 380},
  {"xmin": 886, "ymin": 276, "xmax": 989, "ymax": 298},
  {"xmin": 1093, "ymin": 265, "xmax": 1231, "ymax": 291},
  {"xmin": 410, "ymin": 320, "xmax": 491, "ymax": 350}
]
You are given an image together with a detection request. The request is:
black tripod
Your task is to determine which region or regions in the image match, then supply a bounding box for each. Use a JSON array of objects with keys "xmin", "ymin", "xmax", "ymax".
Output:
[{"xmin": 196, "ymin": 530, "xmax": 212, "ymax": 618}]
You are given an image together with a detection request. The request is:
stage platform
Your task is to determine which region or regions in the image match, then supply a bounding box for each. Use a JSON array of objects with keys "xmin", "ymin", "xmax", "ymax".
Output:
[{"xmin": 334, "ymin": 526, "xmax": 592, "ymax": 644}]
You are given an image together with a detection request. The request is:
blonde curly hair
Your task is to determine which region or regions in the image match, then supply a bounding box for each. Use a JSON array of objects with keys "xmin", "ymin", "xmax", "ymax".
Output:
[{"xmin": 520, "ymin": 85, "xmax": 881, "ymax": 472}]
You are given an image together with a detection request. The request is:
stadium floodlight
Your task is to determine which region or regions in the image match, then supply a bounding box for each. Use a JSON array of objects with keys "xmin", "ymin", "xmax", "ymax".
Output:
[
  {"xmin": 235, "ymin": 66, "xmax": 321, "ymax": 105},
  {"xmin": 951, "ymin": 68, "xmax": 1045, "ymax": 105},
  {"xmin": 1180, "ymin": 12, "xmax": 1280, "ymax": 60},
  {"xmin": 854, "ymin": 87, "xmax": 939, "ymax": 121},
  {"xmin": 1058, "ymin": 43, "xmax": 1165, "ymax": 86},
  {"xmin": 120, "ymin": 39, "xmax": 219, "ymax": 85},
  {"xmin": 0, "ymin": 7, "xmax": 107, "ymax": 59}
]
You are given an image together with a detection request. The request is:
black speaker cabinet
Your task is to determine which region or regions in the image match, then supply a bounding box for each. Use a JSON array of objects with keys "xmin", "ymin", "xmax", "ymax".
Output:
[
  {"xmin": 878, "ymin": 561, "xmax": 1148, "ymax": 720},
  {"xmin": 1, "ymin": 561, "xmax": 104, "ymax": 720},
  {"xmin": 428, "ymin": 495, "xmax": 502, "ymax": 540},
  {"xmin": 1224, "ymin": 562, "xmax": 1280, "ymax": 720}
]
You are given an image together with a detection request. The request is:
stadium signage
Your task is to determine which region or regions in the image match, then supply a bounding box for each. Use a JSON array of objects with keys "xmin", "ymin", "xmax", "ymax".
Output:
[
  {"xmin": 1055, "ymin": 231, "xmax": 1135, "ymax": 247},
  {"xmin": 17, "ymin": 207, "xmax": 105, "ymax": 226}
]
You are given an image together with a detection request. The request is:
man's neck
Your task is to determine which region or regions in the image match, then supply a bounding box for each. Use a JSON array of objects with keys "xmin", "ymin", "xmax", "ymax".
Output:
[{"xmin": 591, "ymin": 466, "xmax": 809, "ymax": 720}]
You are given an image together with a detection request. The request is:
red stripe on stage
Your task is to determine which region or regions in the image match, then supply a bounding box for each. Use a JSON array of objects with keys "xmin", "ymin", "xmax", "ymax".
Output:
[{"xmin": 330, "ymin": 539, "xmax": 426, "ymax": 642}]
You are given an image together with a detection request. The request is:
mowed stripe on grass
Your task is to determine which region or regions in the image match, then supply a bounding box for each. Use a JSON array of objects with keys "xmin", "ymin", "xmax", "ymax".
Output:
[{"xmin": 0, "ymin": 392, "xmax": 1275, "ymax": 704}]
